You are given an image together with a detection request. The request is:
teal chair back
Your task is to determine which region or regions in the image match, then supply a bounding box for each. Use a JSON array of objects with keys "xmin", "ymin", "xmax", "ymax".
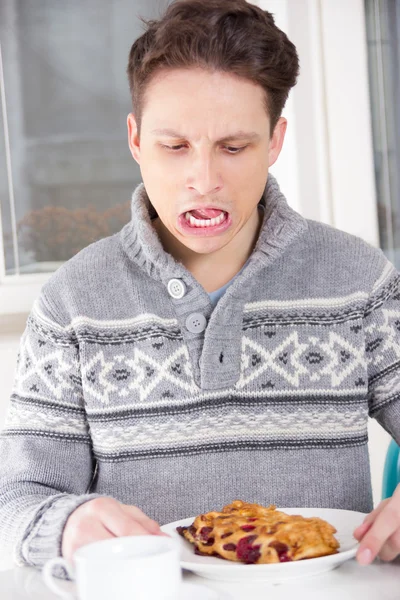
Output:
[{"xmin": 382, "ymin": 439, "xmax": 400, "ymax": 500}]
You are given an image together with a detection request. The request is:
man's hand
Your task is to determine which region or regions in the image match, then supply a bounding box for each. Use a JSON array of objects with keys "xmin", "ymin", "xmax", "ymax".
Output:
[
  {"xmin": 62, "ymin": 497, "xmax": 169, "ymax": 563},
  {"xmin": 353, "ymin": 484, "xmax": 400, "ymax": 565}
]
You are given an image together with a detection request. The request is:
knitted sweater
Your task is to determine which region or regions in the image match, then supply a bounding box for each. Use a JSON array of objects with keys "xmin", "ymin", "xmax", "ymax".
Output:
[{"xmin": 1, "ymin": 174, "xmax": 400, "ymax": 569}]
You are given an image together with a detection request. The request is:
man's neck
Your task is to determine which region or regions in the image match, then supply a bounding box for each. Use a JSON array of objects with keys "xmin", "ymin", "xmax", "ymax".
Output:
[{"xmin": 152, "ymin": 205, "xmax": 264, "ymax": 293}]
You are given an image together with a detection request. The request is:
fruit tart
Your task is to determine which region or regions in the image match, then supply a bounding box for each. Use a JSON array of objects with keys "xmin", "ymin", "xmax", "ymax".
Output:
[{"xmin": 176, "ymin": 500, "xmax": 340, "ymax": 564}]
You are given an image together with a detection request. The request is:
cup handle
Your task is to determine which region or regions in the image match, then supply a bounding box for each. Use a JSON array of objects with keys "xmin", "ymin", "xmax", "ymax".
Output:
[{"xmin": 42, "ymin": 557, "xmax": 75, "ymax": 598}]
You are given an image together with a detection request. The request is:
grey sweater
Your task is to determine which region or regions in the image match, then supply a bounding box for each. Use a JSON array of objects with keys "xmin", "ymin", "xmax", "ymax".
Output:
[{"xmin": 1, "ymin": 174, "xmax": 400, "ymax": 568}]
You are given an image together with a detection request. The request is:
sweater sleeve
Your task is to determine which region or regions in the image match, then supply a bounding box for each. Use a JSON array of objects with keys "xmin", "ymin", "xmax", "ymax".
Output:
[
  {"xmin": 0, "ymin": 292, "xmax": 103, "ymax": 568},
  {"xmin": 364, "ymin": 259, "xmax": 400, "ymax": 442}
]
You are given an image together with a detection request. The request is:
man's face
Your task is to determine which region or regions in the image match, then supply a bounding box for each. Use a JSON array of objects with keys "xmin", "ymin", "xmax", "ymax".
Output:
[{"xmin": 127, "ymin": 68, "xmax": 286, "ymax": 257}]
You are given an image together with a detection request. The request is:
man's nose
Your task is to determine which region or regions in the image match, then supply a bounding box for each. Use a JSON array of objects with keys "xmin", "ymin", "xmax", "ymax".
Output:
[{"xmin": 186, "ymin": 153, "xmax": 222, "ymax": 196}]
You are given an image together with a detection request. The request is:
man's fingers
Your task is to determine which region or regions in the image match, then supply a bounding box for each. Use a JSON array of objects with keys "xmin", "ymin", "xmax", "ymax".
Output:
[
  {"xmin": 356, "ymin": 499, "xmax": 400, "ymax": 565},
  {"xmin": 353, "ymin": 499, "xmax": 390, "ymax": 540},
  {"xmin": 378, "ymin": 529, "xmax": 400, "ymax": 562},
  {"xmin": 62, "ymin": 498, "xmax": 169, "ymax": 566},
  {"xmin": 121, "ymin": 504, "xmax": 163, "ymax": 534},
  {"xmin": 353, "ymin": 519, "xmax": 372, "ymax": 541},
  {"xmin": 121, "ymin": 505, "xmax": 170, "ymax": 536},
  {"xmin": 84, "ymin": 499, "xmax": 152, "ymax": 537},
  {"xmin": 358, "ymin": 499, "xmax": 389, "ymax": 527},
  {"xmin": 98, "ymin": 502, "xmax": 152, "ymax": 537}
]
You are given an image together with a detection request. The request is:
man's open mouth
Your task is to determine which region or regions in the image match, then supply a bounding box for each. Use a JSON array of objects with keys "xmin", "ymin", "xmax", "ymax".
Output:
[{"xmin": 183, "ymin": 208, "xmax": 228, "ymax": 228}]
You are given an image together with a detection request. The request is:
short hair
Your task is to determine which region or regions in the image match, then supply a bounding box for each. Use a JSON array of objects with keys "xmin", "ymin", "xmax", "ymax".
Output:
[{"xmin": 127, "ymin": 0, "xmax": 299, "ymax": 137}]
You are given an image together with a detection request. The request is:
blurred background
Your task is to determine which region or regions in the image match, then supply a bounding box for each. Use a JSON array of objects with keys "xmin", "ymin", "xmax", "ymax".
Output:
[
  {"xmin": 0, "ymin": 0, "xmax": 399, "ymax": 504},
  {"xmin": 0, "ymin": 0, "xmax": 149, "ymax": 277}
]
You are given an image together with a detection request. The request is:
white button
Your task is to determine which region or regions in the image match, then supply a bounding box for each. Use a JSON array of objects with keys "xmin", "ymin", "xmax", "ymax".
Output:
[
  {"xmin": 186, "ymin": 313, "xmax": 207, "ymax": 334},
  {"xmin": 167, "ymin": 279, "xmax": 186, "ymax": 299}
]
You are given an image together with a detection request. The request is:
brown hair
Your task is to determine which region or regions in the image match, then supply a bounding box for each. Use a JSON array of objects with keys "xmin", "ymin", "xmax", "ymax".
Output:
[{"xmin": 127, "ymin": 0, "xmax": 299, "ymax": 137}]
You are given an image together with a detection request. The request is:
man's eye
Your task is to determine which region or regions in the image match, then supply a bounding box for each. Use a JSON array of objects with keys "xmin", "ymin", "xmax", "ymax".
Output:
[
  {"xmin": 160, "ymin": 144, "xmax": 247, "ymax": 153},
  {"xmin": 161, "ymin": 144, "xmax": 186, "ymax": 151},
  {"xmin": 225, "ymin": 146, "xmax": 247, "ymax": 154}
]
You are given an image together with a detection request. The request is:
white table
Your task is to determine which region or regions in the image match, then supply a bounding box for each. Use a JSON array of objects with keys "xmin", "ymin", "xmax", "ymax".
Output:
[{"xmin": 0, "ymin": 557, "xmax": 399, "ymax": 600}]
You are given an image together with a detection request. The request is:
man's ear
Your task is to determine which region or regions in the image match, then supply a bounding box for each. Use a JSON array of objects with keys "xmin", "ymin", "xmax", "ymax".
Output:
[
  {"xmin": 268, "ymin": 117, "xmax": 287, "ymax": 168},
  {"xmin": 127, "ymin": 113, "xmax": 140, "ymax": 164}
]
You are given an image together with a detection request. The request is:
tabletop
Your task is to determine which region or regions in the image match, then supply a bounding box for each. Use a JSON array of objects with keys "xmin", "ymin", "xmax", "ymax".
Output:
[{"xmin": 0, "ymin": 556, "xmax": 399, "ymax": 600}]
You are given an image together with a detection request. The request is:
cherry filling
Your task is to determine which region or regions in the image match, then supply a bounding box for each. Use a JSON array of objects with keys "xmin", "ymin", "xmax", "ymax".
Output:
[
  {"xmin": 199, "ymin": 526, "xmax": 213, "ymax": 539},
  {"xmin": 199, "ymin": 526, "xmax": 214, "ymax": 545},
  {"xmin": 176, "ymin": 524, "xmax": 197, "ymax": 538},
  {"xmin": 268, "ymin": 541, "xmax": 292, "ymax": 562},
  {"xmin": 222, "ymin": 543, "xmax": 237, "ymax": 552},
  {"xmin": 221, "ymin": 531, "xmax": 233, "ymax": 539},
  {"xmin": 179, "ymin": 522, "xmax": 292, "ymax": 564},
  {"xmin": 236, "ymin": 535, "xmax": 261, "ymax": 564},
  {"xmin": 194, "ymin": 547, "xmax": 221, "ymax": 558},
  {"xmin": 202, "ymin": 538, "xmax": 215, "ymax": 546}
]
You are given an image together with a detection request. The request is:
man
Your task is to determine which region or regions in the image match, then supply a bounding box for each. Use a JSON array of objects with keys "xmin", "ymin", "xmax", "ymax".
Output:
[{"xmin": 0, "ymin": 0, "xmax": 399, "ymax": 570}]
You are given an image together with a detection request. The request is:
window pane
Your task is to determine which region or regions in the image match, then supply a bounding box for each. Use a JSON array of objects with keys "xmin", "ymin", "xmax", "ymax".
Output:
[
  {"xmin": 0, "ymin": 0, "xmax": 165, "ymax": 275},
  {"xmin": 365, "ymin": 0, "xmax": 400, "ymax": 266}
]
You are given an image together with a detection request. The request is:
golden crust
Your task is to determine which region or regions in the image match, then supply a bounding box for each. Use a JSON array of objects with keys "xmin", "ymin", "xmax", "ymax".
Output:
[{"xmin": 176, "ymin": 500, "xmax": 340, "ymax": 564}]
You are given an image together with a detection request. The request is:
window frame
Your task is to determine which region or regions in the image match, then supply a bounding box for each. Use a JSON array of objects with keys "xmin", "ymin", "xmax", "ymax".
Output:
[{"xmin": 256, "ymin": 0, "xmax": 379, "ymax": 244}]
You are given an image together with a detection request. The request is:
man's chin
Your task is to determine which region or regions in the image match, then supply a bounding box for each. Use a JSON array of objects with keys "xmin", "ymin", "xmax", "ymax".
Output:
[{"xmin": 179, "ymin": 237, "xmax": 231, "ymax": 257}]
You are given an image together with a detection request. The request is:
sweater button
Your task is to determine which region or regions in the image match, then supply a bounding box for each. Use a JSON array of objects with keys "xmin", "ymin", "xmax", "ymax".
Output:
[
  {"xmin": 167, "ymin": 278, "xmax": 186, "ymax": 299},
  {"xmin": 185, "ymin": 313, "xmax": 207, "ymax": 333}
]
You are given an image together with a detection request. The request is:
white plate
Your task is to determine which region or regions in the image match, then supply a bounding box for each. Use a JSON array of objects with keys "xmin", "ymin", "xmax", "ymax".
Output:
[{"xmin": 161, "ymin": 508, "xmax": 364, "ymax": 583}]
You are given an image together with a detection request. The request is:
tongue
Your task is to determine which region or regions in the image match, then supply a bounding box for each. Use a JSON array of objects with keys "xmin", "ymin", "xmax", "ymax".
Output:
[{"xmin": 190, "ymin": 208, "xmax": 224, "ymax": 219}]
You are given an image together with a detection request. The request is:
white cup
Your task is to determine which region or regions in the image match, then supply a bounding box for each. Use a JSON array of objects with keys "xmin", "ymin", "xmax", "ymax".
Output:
[{"xmin": 42, "ymin": 535, "xmax": 182, "ymax": 600}]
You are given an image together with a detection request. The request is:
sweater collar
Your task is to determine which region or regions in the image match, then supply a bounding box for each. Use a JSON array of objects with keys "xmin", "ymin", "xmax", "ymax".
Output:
[{"xmin": 120, "ymin": 173, "xmax": 308, "ymax": 282}]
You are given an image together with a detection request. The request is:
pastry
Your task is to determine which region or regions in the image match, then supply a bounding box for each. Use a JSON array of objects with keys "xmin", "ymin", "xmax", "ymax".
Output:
[{"xmin": 176, "ymin": 500, "xmax": 340, "ymax": 564}]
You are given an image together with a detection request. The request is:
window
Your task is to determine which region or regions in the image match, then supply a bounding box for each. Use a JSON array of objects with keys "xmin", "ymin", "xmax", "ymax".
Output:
[
  {"xmin": 0, "ymin": 0, "xmax": 165, "ymax": 278},
  {"xmin": 365, "ymin": 0, "xmax": 400, "ymax": 266}
]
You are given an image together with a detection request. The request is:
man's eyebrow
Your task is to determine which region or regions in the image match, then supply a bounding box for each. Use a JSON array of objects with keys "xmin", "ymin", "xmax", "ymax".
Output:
[{"xmin": 150, "ymin": 129, "xmax": 260, "ymax": 142}]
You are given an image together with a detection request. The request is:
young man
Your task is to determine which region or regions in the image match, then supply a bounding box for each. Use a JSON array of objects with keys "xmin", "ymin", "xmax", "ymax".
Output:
[{"xmin": 0, "ymin": 0, "xmax": 399, "ymax": 570}]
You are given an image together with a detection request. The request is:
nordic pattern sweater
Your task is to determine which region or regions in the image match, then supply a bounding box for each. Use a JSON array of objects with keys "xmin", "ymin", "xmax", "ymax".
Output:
[{"xmin": 1, "ymin": 174, "xmax": 400, "ymax": 568}]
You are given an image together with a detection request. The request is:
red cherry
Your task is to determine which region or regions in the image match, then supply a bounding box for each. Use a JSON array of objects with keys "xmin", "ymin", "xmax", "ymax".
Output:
[
  {"xmin": 269, "ymin": 541, "xmax": 292, "ymax": 562},
  {"xmin": 236, "ymin": 535, "xmax": 261, "ymax": 564},
  {"xmin": 199, "ymin": 527, "xmax": 213, "ymax": 542},
  {"xmin": 223, "ymin": 543, "xmax": 237, "ymax": 551}
]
